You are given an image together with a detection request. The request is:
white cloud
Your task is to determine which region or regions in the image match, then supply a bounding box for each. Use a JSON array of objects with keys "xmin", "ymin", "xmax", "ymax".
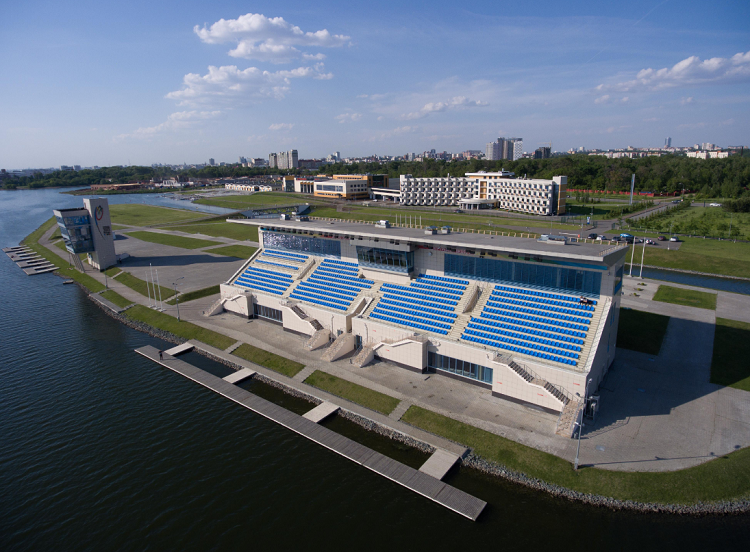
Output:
[
  {"xmin": 166, "ymin": 64, "xmax": 332, "ymax": 107},
  {"xmin": 335, "ymin": 112, "xmax": 362, "ymax": 123},
  {"xmin": 117, "ymin": 110, "xmax": 222, "ymax": 140},
  {"xmin": 680, "ymin": 96, "xmax": 694, "ymax": 105},
  {"xmin": 594, "ymin": 94, "xmax": 610, "ymax": 104},
  {"xmin": 597, "ymin": 50, "xmax": 750, "ymax": 93},
  {"xmin": 194, "ymin": 13, "xmax": 349, "ymax": 64},
  {"xmin": 269, "ymin": 123, "xmax": 294, "ymax": 131},
  {"xmin": 403, "ymin": 96, "xmax": 488, "ymax": 120}
]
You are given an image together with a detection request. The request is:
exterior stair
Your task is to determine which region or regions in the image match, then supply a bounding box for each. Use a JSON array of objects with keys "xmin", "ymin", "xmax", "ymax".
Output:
[
  {"xmin": 352, "ymin": 345, "xmax": 375, "ymax": 368},
  {"xmin": 556, "ymin": 400, "xmax": 584, "ymax": 437},
  {"xmin": 322, "ymin": 332, "xmax": 355, "ymax": 362}
]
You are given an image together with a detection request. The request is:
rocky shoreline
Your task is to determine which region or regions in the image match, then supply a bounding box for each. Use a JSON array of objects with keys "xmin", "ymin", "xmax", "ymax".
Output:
[{"xmin": 78, "ymin": 282, "xmax": 749, "ymax": 516}]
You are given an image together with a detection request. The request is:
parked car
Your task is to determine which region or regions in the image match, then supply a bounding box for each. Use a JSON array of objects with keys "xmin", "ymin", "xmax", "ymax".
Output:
[
  {"xmin": 597, "ymin": 235, "xmax": 606, "ymax": 240},
  {"xmin": 587, "ymin": 232, "xmax": 598, "ymax": 239},
  {"xmin": 635, "ymin": 238, "xmax": 644, "ymax": 243},
  {"xmin": 709, "ymin": 203, "xmax": 722, "ymax": 207},
  {"xmin": 669, "ymin": 237, "xmax": 679, "ymax": 242},
  {"xmin": 645, "ymin": 239, "xmax": 656, "ymax": 245},
  {"xmin": 611, "ymin": 236, "xmax": 621, "ymax": 242},
  {"xmin": 657, "ymin": 236, "xmax": 667, "ymax": 241},
  {"xmin": 453, "ymin": 209, "xmax": 462, "ymax": 213}
]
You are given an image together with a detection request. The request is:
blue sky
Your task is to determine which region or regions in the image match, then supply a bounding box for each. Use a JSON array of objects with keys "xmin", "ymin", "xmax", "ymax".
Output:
[{"xmin": 2, "ymin": 0, "xmax": 749, "ymax": 168}]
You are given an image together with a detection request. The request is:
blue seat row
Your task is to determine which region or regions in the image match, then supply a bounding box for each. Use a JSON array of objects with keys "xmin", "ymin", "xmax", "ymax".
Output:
[
  {"xmin": 370, "ymin": 312, "xmax": 449, "ymax": 336},
  {"xmin": 318, "ymin": 263, "xmax": 360, "ymax": 276},
  {"xmin": 472, "ymin": 316, "xmax": 584, "ymax": 345},
  {"xmin": 256, "ymin": 259, "xmax": 299, "ymax": 270},
  {"xmin": 323, "ymin": 259, "xmax": 358, "ymax": 268},
  {"xmin": 236, "ymin": 275, "xmax": 288, "ymax": 292},
  {"xmin": 378, "ymin": 298, "xmax": 457, "ymax": 320},
  {"xmin": 266, "ymin": 249, "xmax": 308, "ymax": 260},
  {"xmin": 381, "ymin": 283, "xmax": 458, "ymax": 302},
  {"xmin": 300, "ymin": 281, "xmax": 358, "ymax": 297},
  {"xmin": 312, "ymin": 270, "xmax": 373, "ymax": 288},
  {"xmin": 464, "ymin": 328, "xmax": 579, "ymax": 359},
  {"xmin": 488, "ymin": 296, "xmax": 593, "ymax": 318},
  {"xmin": 466, "ymin": 321, "xmax": 581, "ymax": 352},
  {"xmin": 491, "ymin": 290, "xmax": 595, "ymax": 312},
  {"xmin": 381, "ymin": 288, "xmax": 456, "ymax": 312},
  {"xmin": 485, "ymin": 302, "xmax": 590, "ymax": 325},
  {"xmin": 381, "ymin": 286, "xmax": 457, "ymax": 307},
  {"xmin": 409, "ymin": 282, "xmax": 464, "ymax": 298},
  {"xmin": 372, "ymin": 308, "xmax": 451, "ymax": 330},
  {"xmin": 314, "ymin": 268, "xmax": 373, "ymax": 285},
  {"xmin": 381, "ymin": 293, "xmax": 456, "ymax": 313},
  {"xmin": 261, "ymin": 252, "xmax": 305, "ymax": 263},
  {"xmin": 235, "ymin": 280, "xmax": 284, "ymax": 295},
  {"xmin": 296, "ymin": 283, "xmax": 356, "ymax": 303},
  {"xmin": 482, "ymin": 309, "xmax": 588, "ymax": 336},
  {"xmin": 495, "ymin": 285, "xmax": 597, "ymax": 306},
  {"xmin": 418, "ymin": 274, "xmax": 468, "ymax": 286},
  {"xmin": 238, "ymin": 269, "xmax": 292, "ymax": 287},
  {"xmin": 307, "ymin": 276, "xmax": 366, "ymax": 294},
  {"xmin": 461, "ymin": 334, "xmax": 577, "ymax": 366},
  {"xmin": 375, "ymin": 303, "xmax": 454, "ymax": 325},
  {"xmin": 290, "ymin": 292, "xmax": 347, "ymax": 311},
  {"xmin": 244, "ymin": 266, "xmax": 293, "ymax": 281}
]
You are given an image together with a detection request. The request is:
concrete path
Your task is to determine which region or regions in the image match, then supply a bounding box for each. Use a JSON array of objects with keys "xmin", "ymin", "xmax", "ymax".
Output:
[
  {"xmin": 302, "ymin": 401, "xmax": 340, "ymax": 423},
  {"xmin": 223, "ymin": 367, "xmax": 256, "ymax": 384},
  {"xmin": 419, "ymin": 449, "xmax": 460, "ymax": 480}
]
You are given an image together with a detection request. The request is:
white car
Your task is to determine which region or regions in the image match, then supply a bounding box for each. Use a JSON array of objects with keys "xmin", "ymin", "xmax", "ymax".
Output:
[
  {"xmin": 709, "ymin": 203, "xmax": 722, "ymax": 207},
  {"xmin": 669, "ymin": 237, "xmax": 679, "ymax": 242}
]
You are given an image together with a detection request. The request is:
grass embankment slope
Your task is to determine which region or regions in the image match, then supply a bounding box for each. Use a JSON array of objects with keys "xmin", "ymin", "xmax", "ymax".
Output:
[
  {"xmin": 165, "ymin": 221, "xmax": 259, "ymax": 243},
  {"xmin": 625, "ymin": 238, "xmax": 750, "ymax": 279},
  {"xmin": 126, "ymin": 230, "xmax": 220, "ymax": 250},
  {"xmin": 166, "ymin": 285, "xmax": 220, "ymax": 305},
  {"xmin": 125, "ymin": 305, "xmax": 234, "ymax": 350},
  {"xmin": 402, "ymin": 405, "xmax": 750, "ymax": 505},
  {"xmin": 116, "ymin": 271, "xmax": 175, "ymax": 299},
  {"xmin": 109, "ymin": 204, "xmax": 211, "ymax": 226},
  {"xmin": 653, "ymin": 285, "xmax": 717, "ymax": 310},
  {"xmin": 100, "ymin": 290, "xmax": 133, "ymax": 308},
  {"xmin": 231, "ymin": 343, "xmax": 305, "ymax": 377},
  {"xmin": 711, "ymin": 318, "xmax": 750, "ymax": 392},
  {"xmin": 304, "ymin": 370, "xmax": 400, "ymax": 415},
  {"xmin": 194, "ymin": 191, "xmax": 323, "ymax": 210}
]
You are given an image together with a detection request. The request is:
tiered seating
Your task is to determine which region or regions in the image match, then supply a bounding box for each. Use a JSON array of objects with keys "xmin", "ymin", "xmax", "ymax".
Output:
[
  {"xmin": 289, "ymin": 259, "xmax": 373, "ymax": 311},
  {"xmin": 234, "ymin": 266, "xmax": 293, "ymax": 296},
  {"xmin": 460, "ymin": 284, "xmax": 598, "ymax": 367},
  {"xmin": 260, "ymin": 251, "xmax": 307, "ymax": 265},
  {"xmin": 256, "ymin": 259, "xmax": 299, "ymax": 270},
  {"xmin": 369, "ymin": 275, "xmax": 467, "ymax": 336},
  {"xmin": 265, "ymin": 249, "xmax": 309, "ymax": 261}
]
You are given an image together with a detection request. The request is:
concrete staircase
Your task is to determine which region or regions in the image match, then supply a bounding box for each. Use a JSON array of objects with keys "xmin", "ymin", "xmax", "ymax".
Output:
[
  {"xmin": 351, "ymin": 345, "xmax": 375, "ymax": 368},
  {"xmin": 556, "ymin": 400, "xmax": 583, "ymax": 437},
  {"xmin": 305, "ymin": 328, "xmax": 332, "ymax": 350},
  {"xmin": 506, "ymin": 359, "xmax": 573, "ymax": 409},
  {"xmin": 447, "ymin": 313, "xmax": 471, "ymax": 340},
  {"xmin": 455, "ymin": 283, "xmax": 479, "ymax": 314},
  {"xmin": 321, "ymin": 332, "xmax": 355, "ymax": 362}
]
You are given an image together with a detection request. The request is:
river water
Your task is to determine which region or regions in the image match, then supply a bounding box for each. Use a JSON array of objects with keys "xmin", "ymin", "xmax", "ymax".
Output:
[{"xmin": 1, "ymin": 188, "xmax": 748, "ymax": 551}]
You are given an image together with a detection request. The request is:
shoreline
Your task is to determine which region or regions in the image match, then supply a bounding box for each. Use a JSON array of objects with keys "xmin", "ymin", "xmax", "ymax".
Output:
[
  {"xmin": 66, "ymin": 275, "xmax": 750, "ymax": 516},
  {"xmin": 624, "ymin": 263, "xmax": 750, "ymax": 283}
]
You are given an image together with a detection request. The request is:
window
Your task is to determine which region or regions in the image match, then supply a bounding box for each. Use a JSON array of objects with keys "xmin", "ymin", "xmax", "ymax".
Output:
[
  {"xmin": 263, "ymin": 231, "xmax": 341, "ymax": 258},
  {"xmin": 254, "ymin": 304, "xmax": 282, "ymax": 322},
  {"xmin": 356, "ymin": 246, "xmax": 414, "ymax": 273},
  {"xmin": 428, "ymin": 351, "xmax": 493, "ymax": 384}
]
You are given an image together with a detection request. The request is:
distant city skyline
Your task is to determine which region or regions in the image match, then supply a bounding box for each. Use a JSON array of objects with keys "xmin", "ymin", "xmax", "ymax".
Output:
[{"xmin": 2, "ymin": 0, "xmax": 749, "ymax": 168}]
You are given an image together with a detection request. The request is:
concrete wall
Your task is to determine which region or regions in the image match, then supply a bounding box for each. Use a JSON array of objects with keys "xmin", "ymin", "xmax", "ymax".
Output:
[
  {"xmin": 220, "ymin": 284, "xmax": 252, "ymax": 317},
  {"xmin": 373, "ymin": 339, "xmax": 427, "ymax": 371},
  {"xmin": 83, "ymin": 197, "xmax": 117, "ymax": 270}
]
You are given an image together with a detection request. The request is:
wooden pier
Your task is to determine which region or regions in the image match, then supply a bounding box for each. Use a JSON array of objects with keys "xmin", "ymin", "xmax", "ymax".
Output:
[{"xmin": 135, "ymin": 345, "xmax": 486, "ymax": 521}]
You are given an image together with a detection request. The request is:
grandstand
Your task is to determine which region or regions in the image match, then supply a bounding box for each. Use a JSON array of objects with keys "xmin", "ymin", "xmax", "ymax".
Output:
[{"xmin": 214, "ymin": 218, "xmax": 627, "ymax": 432}]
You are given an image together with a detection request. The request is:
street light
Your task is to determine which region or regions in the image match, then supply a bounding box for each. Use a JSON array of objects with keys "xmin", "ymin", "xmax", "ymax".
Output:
[
  {"xmin": 172, "ymin": 276, "xmax": 184, "ymax": 322},
  {"xmin": 574, "ymin": 377, "xmax": 593, "ymax": 471}
]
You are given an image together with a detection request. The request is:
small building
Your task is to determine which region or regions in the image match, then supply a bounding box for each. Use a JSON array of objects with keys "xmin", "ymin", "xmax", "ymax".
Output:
[{"xmin": 52, "ymin": 197, "xmax": 116, "ymax": 270}]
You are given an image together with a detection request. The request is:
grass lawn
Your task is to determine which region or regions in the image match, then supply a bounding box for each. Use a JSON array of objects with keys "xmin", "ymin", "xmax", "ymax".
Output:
[
  {"xmin": 616, "ymin": 308, "xmax": 670, "ymax": 355},
  {"xmin": 653, "ymin": 285, "xmax": 717, "ymax": 310},
  {"xmin": 231, "ymin": 343, "xmax": 305, "ymax": 377},
  {"xmin": 207, "ymin": 244, "xmax": 258, "ymax": 258},
  {"xmin": 402, "ymin": 405, "xmax": 750, "ymax": 504},
  {"xmin": 125, "ymin": 305, "xmax": 235, "ymax": 350},
  {"xmin": 109, "ymin": 204, "xmax": 211, "ymax": 226},
  {"xmin": 104, "ymin": 266, "xmax": 122, "ymax": 277},
  {"xmin": 21, "ymin": 217, "xmax": 58, "ymax": 246},
  {"xmin": 304, "ymin": 370, "xmax": 401, "ymax": 415},
  {"xmin": 166, "ymin": 285, "xmax": 220, "ymax": 305},
  {"xmin": 100, "ymin": 290, "xmax": 133, "ymax": 308},
  {"xmin": 166, "ymin": 221, "xmax": 259, "ymax": 242},
  {"xmin": 711, "ymin": 318, "xmax": 750, "ymax": 391},
  {"xmin": 116, "ymin": 271, "xmax": 176, "ymax": 299},
  {"xmin": 58, "ymin": 267, "xmax": 106, "ymax": 293},
  {"xmin": 624, "ymin": 238, "xmax": 750, "ymax": 279},
  {"xmin": 112, "ymin": 224, "xmax": 129, "ymax": 230},
  {"xmin": 194, "ymin": 192, "xmax": 322, "ymax": 210},
  {"xmin": 126, "ymin": 230, "xmax": 220, "ymax": 249}
]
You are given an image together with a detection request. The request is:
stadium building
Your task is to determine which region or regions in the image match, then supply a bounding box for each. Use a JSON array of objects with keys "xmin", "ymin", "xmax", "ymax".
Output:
[{"xmin": 213, "ymin": 218, "xmax": 627, "ymax": 434}]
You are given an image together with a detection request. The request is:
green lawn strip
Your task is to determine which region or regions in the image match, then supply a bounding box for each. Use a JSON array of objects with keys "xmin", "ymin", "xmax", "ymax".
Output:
[
  {"xmin": 100, "ymin": 290, "xmax": 133, "ymax": 308},
  {"xmin": 616, "ymin": 308, "xmax": 670, "ymax": 355},
  {"xmin": 711, "ymin": 318, "xmax": 750, "ymax": 391},
  {"xmin": 206, "ymin": 244, "xmax": 258, "ymax": 258},
  {"xmin": 231, "ymin": 343, "xmax": 305, "ymax": 377},
  {"xmin": 111, "ymin": 224, "xmax": 129, "ymax": 230},
  {"xmin": 401, "ymin": 405, "xmax": 750, "ymax": 504},
  {"xmin": 104, "ymin": 266, "xmax": 122, "ymax": 277},
  {"xmin": 166, "ymin": 285, "xmax": 220, "ymax": 305},
  {"xmin": 125, "ymin": 305, "xmax": 234, "ymax": 350},
  {"xmin": 116, "ymin": 271, "xmax": 176, "ymax": 299},
  {"xmin": 166, "ymin": 222, "xmax": 259, "ymax": 243},
  {"xmin": 303, "ymin": 370, "xmax": 401, "ymax": 415},
  {"xmin": 21, "ymin": 216, "xmax": 58, "ymax": 246},
  {"xmin": 57, "ymin": 267, "xmax": 106, "ymax": 293},
  {"xmin": 194, "ymin": 192, "xmax": 323, "ymax": 210},
  {"xmin": 109, "ymin": 204, "xmax": 212, "ymax": 226},
  {"xmin": 126, "ymin": 230, "xmax": 221, "ymax": 250},
  {"xmin": 653, "ymin": 285, "xmax": 717, "ymax": 310}
]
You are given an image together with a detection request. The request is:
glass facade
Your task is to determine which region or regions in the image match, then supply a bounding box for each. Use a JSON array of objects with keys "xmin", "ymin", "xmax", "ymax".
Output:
[
  {"xmin": 316, "ymin": 184, "xmax": 344, "ymax": 192},
  {"xmin": 262, "ymin": 231, "xmax": 341, "ymax": 258},
  {"xmin": 614, "ymin": 265, "xmax": 623, "ymax": 294},
  {"xmin": 444, "ymin": 254, "xmax": 602, "ymax": 295},
  {"xmin": 254, "ymin": 304, "xmax": 283, "ymax": 322},
  {"xmin": 428, "ymin": 351, "xmax": 493, "ymax": 384},
  {"xmin": 356, "ymin": 246, "xmax": 414, "ymax": 273},
  {"xmin": 55, "ymin": 214, "xmax": 95, "ymax": 254}
]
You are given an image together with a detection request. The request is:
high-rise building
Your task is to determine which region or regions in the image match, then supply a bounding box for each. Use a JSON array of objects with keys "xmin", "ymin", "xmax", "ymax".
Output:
[
  {"xmin": 209, "ymin": 158, "xmax": 215, "ymax": 166},
  {"xmin": 268, "ymin": 153, "xmax": 278, "ymax": 168},
  {"xmin": 239, "ymin": 156, "xmax": 247, "ymax": 164},
  {"xmin": 534, "ymin": 147, "xmax": 551, "ymax": 159},
  {"xmin": 486, "ymin": 137, "xmax": 523, "ymax": 161},
  {"xmin": 274, "ymin": 149, "xmax": 298, "ymax": 170},
  {"xmin": 665, "ymin": 137, "xmax": 672, "ymax": 148},
  {"xmin": 701, "ymin": 142, "xmax": 716, "ymax": 151}
]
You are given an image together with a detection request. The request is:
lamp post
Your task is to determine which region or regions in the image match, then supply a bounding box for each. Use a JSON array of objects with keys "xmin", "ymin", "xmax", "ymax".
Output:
[
  {"xmin": 172, "ymin": 276, "xmax": 184, "ymax": 322},
  {"xmin": 574, "ymin": 378, "xmax": 593, "ymax": 470}
]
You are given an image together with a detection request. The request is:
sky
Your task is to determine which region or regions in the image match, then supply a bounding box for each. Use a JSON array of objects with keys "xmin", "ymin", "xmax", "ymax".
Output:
[{"xmin": 1, "ymin": 0, "xmax": 749, "ymax": 168}]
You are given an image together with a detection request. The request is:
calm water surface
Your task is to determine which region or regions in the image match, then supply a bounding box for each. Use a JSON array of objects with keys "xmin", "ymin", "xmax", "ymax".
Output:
[{"xmin": 1, "ymin": 189, "xmax": 748, "ymax": 551}]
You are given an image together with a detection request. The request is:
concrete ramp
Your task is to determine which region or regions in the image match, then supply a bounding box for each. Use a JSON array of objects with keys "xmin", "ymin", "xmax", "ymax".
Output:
[
  {"xmin": 164, "ymin": 343, "xmax": 194, "ymax": 356},
  {"xmin": 223, "ymin": 368, "xmax": 256, "ymax": 384},
  {"xmin": 302, "ymin": 401, "xmax": 340, "ymax": 423},
  {"xmin": 419, "ymin": 449, "xmax": 460, "ymax": 480}
]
